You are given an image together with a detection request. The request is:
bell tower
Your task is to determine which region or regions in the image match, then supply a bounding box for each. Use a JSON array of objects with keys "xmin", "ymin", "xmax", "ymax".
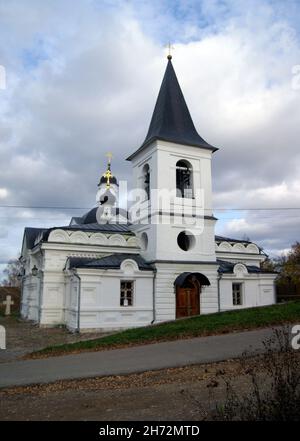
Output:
[{"xmin": 127, "ymin": 55, "xmax": 218, "ymax": 264}]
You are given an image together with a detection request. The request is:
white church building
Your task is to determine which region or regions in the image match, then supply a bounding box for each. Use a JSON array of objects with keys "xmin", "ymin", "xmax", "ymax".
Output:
[{"xmin": 20, "ymin": 55, "xmax": 276, "ymax": 332}]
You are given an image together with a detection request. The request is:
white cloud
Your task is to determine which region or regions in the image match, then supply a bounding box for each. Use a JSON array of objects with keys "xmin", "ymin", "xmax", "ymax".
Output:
[
  {"xmin": 0, "ymin": 188, "xmax": 8, "ymax": 199},
  {"xmin": 0, "ymin": 0, "xmax": 300, "ymax": 278}
]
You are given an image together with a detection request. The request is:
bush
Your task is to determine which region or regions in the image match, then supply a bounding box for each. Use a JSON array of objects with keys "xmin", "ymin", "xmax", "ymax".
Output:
[{"xmin": 216, "ymin": 327, "xmax": 300, "ymax": 421}]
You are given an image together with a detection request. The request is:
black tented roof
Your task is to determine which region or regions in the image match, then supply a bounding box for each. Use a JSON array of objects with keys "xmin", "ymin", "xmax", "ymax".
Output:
[{"xmin": 127, "ymin": 59, "xmax": 218, "ymax": 161}]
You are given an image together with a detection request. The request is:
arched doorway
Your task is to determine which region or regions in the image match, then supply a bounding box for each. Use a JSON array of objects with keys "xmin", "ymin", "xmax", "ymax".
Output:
[{"xmin": 174, "ymin": 272, "xmax": 210, "ymax": 319}]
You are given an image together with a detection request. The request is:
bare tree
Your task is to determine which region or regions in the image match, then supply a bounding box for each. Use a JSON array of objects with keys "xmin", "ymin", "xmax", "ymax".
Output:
[
  {"xmin": 1, "ymin": 259, "xmax": 22, "ymax": 287},
  {"xmin": 282, "ymin": 242, "xmax": 300, "ymax": 284}
]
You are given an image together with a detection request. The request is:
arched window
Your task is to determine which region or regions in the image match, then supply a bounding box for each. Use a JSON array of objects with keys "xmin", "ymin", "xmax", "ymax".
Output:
[
  {"xmin": 142, "ymin": 164, "xmax": 150, "ymax": 200},
  {"xmin": 176, "ymin": 160, "xmax": 193, "ymax": 198},
  {"xmin": 140, "ymin": 232, "xmax": 148, "ymax": 251}
]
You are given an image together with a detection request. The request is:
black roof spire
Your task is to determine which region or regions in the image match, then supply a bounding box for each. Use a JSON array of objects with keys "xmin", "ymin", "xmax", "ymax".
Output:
[{"xmin": 127, "ymin": 58, "xmax": 218, "ymax": 160}]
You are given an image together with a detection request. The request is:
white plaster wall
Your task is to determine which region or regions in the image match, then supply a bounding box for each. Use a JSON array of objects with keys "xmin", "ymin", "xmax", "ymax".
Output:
[
  {"xmin": 134, "ymin": 218, "xmax": 216, "ymax": 263},
  {"xmin": 155, "ymin": 141, "xmax": 214, "ymax": 213},
  {"xmin": 130, "ymin": 140, "xmax": 216, "ymax": 263},
  {"xmin": 131, "ymin": 140, "xmax": 214, "ymax": 213},
  {"xmin": 35, "ymin": 248, "xmax": 68, "ymax": 325},
  {"xmin": 65, "ymin": 265, "xmax": 154, "ymax": 331},
  {"xmin": 47, "ymin": 229, "xmax": 137, "ymax": 248},
  {"xmin": 64, "ymin": 275, "xmax": 79, "ymax": 330},
  {"xmin": 219, "ymin": 275, "xmax": 276, "ymax": 311},
  {"xmin": 134, "ymin": 226, "xmax": 156, "ymax": 262},
  {"xmin": 216, "ymin": 253, "xmax": 264, "ymax": 267},
  {"xmin": 39, "ymin": 272, "xmax": 66, "ymax": 325},
  {"xmin": 21, "ymin": 276, "xmax": 39, "ymax": 321},
  {"xmin": 258, "ymin": 281, "xmax": 276, "ymax": 305},
  {"xmin": 64, "ymin": 276, "xmax": 74, "ymax": 328},
  {"xmin": 228, "ymin": 258, "xmax": 263, "ymax": 267},
  {"xmin": 34, "ymin": 237, "xmax": 141, "ymax": 327}
]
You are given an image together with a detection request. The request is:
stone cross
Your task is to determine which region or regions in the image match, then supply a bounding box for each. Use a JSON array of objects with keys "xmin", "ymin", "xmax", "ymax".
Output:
[{"xmin": 3, "ymin": 295, "xmax": 14, "ymax": 316}]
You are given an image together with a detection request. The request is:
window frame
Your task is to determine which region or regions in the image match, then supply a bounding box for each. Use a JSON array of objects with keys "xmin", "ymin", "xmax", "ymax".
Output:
[
  {"xmin": 120, "ymin": 280, "xmax": 134, "ymax": 307},
  {"xmin": 142, "ymin": 163, "xmax": 150, "ymax": 200},
  {"xmin": 232, "ymin": 282, "xmax": 243, "ymax": 306},
  {"xmin": 176, "ymin": 160, "xmax": 193, "ymax": 199}
]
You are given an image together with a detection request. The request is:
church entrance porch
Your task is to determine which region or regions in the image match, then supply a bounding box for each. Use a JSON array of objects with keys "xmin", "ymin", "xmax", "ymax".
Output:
[
  {"xmin": 176, "ymin": 278, "xmax": 200, "ymax": 318},
  {"xmin": 174, "ymin": 272, "xmax": 211, "ymax": 319}
]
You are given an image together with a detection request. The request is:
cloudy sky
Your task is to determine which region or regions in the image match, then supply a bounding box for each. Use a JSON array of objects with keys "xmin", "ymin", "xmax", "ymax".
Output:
[{"xmin": 0, "ymin": 0, "xmax": 300, "ymax": 278}]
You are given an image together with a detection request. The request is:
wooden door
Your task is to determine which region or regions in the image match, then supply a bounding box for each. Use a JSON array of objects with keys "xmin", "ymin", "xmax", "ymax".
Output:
[{"xmin": 176, "ymin": 279, "xmax": 200, "ymax": 318}]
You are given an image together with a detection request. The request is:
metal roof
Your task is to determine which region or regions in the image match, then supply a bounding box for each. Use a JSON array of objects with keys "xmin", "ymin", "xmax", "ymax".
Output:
[
  {"xmin": 68, "ymin": 253, "xmax": 153, "ymax": 271},
  {"xmin": 217, "ymin": 259, "xmax": 275, "ymax": 274},
  {"xmin": 74, "ymin": 207, "xmax": 129, "ymax": 225},
  {"xmin": 23, "ymin": 227, "xmax": 48, "ymax": 249},
  {"xmin": 215, "ymin": 235, "xmax": 252, "ymax": 244},
  {"xmin": 127, "ymin": 59, "xmax": 218, "ymax": 161}
]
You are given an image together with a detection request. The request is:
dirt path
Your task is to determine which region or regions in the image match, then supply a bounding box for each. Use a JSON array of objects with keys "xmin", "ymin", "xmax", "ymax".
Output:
[
  {"xmin": 0, "ymin": 316, "xmax": 111, "ymax": 363},
  {"xmin": 0, "ymin": 359, "xmax": 252, "ymax": 421}
]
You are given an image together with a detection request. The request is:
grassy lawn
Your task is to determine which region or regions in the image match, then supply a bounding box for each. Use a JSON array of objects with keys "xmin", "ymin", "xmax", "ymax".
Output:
[
  {"xmin": 29, "ymin": 301, "xmax": 300, "ymax": 358},
  {"xmin": 0, "ymin": 311, "xmax": 20, "ymax": 319}
]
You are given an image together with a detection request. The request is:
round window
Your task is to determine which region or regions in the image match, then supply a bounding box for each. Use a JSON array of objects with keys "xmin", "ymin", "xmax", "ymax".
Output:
[{"xmin": 177, "ymin": 231, "xmax": 195, "ymax": 251}]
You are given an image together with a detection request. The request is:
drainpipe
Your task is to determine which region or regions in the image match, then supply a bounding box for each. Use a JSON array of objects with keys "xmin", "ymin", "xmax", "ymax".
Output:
[
  {"xmin": 19, "ymin": 270, "xmax": 25, "ymax": 318},
  {"xmin": 151, "ymin": 268, "xmax": 157, "ymax": 324},
  {"xmin": 217, "ymin": 272, "xmax": 223, "ymax": 312},
  {"xmin": 73, "ymin": 270, "xmax": 81, "ymax": 333},
  {"xmin": 38, "ymin": 270, "xmax": 43, "ymax": 323}
]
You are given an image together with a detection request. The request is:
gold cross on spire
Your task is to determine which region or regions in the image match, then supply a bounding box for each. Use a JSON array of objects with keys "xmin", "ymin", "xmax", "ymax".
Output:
[
  {"xmin": 165, "ymin": 42, "xmax": 174, "ymax": 60},
  {"xmin": 103, "ymin": 168, "xmax": 112, "ymax": 188},
  {"xmin": 103, "ymin": 152, "xmax": 113, "ymax": 188}
]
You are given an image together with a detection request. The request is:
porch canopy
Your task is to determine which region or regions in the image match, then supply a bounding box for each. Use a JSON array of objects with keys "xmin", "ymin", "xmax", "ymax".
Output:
[{"xmin": 174, "ymin": 272, "xmax": 211, "ymax": 287}]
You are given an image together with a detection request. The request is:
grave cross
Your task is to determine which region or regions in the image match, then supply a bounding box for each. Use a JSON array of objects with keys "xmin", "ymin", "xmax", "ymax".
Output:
[{"xmin": 3, "ymin": 295, "xmax": 14, "ymax": 316}]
